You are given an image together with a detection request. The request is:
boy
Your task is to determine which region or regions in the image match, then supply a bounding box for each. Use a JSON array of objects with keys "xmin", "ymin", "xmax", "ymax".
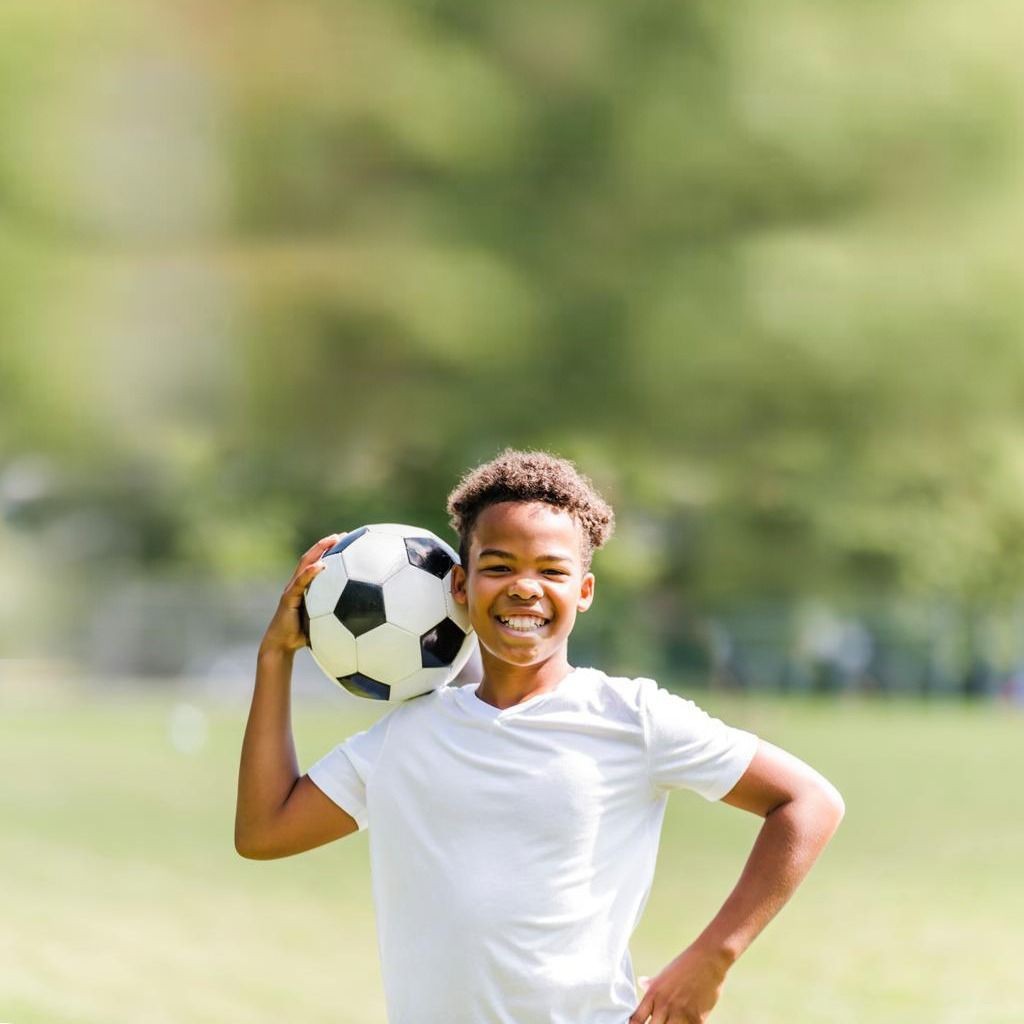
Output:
[{"xmin": 236, "ymin": 449, "xmax": 844, "ymax": 1024}]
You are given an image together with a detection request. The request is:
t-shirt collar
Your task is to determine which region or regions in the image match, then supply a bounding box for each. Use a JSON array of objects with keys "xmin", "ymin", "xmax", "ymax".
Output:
[{"xmin": 453, "ymin": 668, "xmax": 584, "ymax": 720}]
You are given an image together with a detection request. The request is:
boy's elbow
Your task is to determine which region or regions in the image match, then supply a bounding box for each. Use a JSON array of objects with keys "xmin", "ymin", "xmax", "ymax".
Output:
[
  {"xmin": 832, "ymin": 788, "xmax": 846, "ymax": 822},
  {"xmin": 235, "ymin": 839, "xmax": 259, "ymax": 860},
  {"xmin": 236, "ymin": 847, "xmax": 277, "ymax": 861},
  {"xmin": 236, "ymin": 840, "xmax": 280, "ymax": 860},
  {"xmin": 234, "ymin": 826, "xmax": 277, "ymax": 861},
  {"xmin": 234, "ymin": 832, "xmax": 258, "ymax": 859},
  {"xmin": 817, "ymin": 779, "xmax": 845, "ymax": 833}
]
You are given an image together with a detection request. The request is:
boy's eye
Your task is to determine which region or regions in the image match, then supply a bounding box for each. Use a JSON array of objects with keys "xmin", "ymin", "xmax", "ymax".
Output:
[{"xmin": 479, "ymin": 566, "xmax": 566, "ymax": 576}]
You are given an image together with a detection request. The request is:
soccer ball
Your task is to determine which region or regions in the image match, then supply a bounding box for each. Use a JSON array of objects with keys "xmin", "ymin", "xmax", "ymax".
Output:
[{"xmin": 302, "ymin": 524, "xmax": 476, "ymax": 701}]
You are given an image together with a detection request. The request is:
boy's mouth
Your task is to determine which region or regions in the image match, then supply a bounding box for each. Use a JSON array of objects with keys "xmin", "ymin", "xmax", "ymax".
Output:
[{"xmin": 495, "ymin": 614, "xmax": 551, "ymax": 633}]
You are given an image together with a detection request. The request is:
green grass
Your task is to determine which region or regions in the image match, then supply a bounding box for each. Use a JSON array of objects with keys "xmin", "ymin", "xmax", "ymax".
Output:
[{"xmin": 2, "ymin": 679, "xmax": 1022, "ymax": 1023}]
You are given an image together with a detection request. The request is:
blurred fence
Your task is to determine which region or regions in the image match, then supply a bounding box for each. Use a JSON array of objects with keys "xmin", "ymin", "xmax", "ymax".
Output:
[{"xmin": 20, "ymin": 574, "xmax": 1022, "ymax": 704}]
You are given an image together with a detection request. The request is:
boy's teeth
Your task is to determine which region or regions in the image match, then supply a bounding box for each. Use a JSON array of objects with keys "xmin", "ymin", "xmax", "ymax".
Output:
[{"xmin": 500, "ymin": 616, "xmax": 546, "ymax": 631}]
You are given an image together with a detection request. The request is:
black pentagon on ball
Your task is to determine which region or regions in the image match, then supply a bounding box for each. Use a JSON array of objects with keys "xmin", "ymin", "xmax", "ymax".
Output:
[
  {"xmin": 421, "ymin": 617, "xmax": 467, "ymax": 668},
  {"xmin": 404, "ymin": 536, "xmax": 457, "ymax": 579},
  {"xmin": 334, "ymin": 579, "xmax": 386, "ymax": 637},
  {"xmin": 338, "ymin": 672, "xmax": 391, "ymax": 701},
  {"xmin": 324, "ymin": 526, "xmax": 368, "ymax": 558}
]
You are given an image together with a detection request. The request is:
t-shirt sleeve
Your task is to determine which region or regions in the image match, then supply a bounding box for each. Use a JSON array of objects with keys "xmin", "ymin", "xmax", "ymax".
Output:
[
  {"xmin": 307, "ymin": 712, "xmax": 394, "ymax": 830},
  {"xmin": 640, "ymin": 680, "xmax": 759, "ymax": 801}
]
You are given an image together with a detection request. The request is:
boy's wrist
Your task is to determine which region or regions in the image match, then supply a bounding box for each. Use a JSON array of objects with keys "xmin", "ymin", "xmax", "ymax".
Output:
[
  {"xmin": 257, "ymin": 640, "xmax": 297, "ymax": 664},
  {"xmin": 689, "ymin": 932, "xmax": 741, "ymax": 973}
]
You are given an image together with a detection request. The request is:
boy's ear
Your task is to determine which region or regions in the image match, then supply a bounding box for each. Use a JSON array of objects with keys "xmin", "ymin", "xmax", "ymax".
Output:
[
  {"xmin": 577, "ymin": 572, "xmax": 595, "ymax": 613},
  {"xmin": 450, "ymin": 563, "xmax": 467, "ymax": 605}
]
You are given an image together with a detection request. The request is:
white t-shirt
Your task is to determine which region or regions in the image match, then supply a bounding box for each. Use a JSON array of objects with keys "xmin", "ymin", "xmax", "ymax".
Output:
[{"xmin": 308, "ymin": 667, "xmax": 758, "ymax": 1024}]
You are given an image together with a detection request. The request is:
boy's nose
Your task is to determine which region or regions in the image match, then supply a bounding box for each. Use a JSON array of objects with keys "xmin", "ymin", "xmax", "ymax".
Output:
[{"xmin": 507, "ymin": 577, "xmax": 543, "ymax": 599}]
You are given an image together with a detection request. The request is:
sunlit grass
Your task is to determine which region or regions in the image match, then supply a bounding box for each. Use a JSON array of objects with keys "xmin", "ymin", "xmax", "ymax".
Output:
[{"xmin": 2, "ymin": 681, "xmax": 1021, "ymax": 1023}]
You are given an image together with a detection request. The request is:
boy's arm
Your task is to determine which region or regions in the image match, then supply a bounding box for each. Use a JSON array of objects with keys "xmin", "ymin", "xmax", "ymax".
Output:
[
  {"xmin": 235, "ymin": 534, "xmax": 360, "ymax": 860},
  {"xmin": 630, "ymin": 740, "xmax": 845, "ymax": 1024}
]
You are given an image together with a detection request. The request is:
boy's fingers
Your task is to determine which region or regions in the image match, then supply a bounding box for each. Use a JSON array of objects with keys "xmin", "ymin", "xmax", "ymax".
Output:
[
  {"xmin": 629, "ymin": 996, "xmax": 652, "ymax": 1024},
  {"xmin": 290, "ymin": 560, "xmax": 326, "ymax": 592},
  {"xmin": 300, "ymin": 532, "xmax": 342, "ymax": 562},
  {"xmin": 629, "ymin": 980, "xmax": 655, "ymax": 1024},
  {"xmin": 283, "ymin": 532, "xmax": 343, "ymax": 602}
]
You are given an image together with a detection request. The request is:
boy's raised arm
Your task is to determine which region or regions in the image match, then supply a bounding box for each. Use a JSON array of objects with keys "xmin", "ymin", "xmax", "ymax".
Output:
[{"xmin": 235, "ymin": 534, "xmax": 359, "ymax": 860}]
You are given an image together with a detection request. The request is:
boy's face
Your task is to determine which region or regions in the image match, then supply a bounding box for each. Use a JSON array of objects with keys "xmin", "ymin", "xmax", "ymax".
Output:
[{"xmin": 451, "ymin": 501, "xmax": 594, "ymax": 669}]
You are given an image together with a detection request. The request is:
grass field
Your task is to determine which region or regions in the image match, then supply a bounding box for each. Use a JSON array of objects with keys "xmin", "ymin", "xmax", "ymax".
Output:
[{"xmin": 2, "ymin": 675, "xmax": 1022, "ymax": 1023}]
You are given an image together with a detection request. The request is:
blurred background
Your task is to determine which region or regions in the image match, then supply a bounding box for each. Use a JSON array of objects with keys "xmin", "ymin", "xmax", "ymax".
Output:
[
  {"xmin": 2, "ymin": 1, "xmax": 1022, "ymax": 1022},
  {"xmin": 4, "ymin": 0, "xmax": 1024, "ymax": 698}
]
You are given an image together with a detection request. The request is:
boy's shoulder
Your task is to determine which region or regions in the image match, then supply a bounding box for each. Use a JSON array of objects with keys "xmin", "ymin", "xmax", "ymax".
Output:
[
  {"xmin": 576, "ymin": 665, "xmax": 654, "ymax": 702},
  {"xmin": 558, "ymin": 665, "xmax": 661, "ymax": 725}
]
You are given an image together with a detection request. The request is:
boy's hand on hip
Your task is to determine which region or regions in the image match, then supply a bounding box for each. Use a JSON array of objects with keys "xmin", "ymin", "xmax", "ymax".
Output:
[{"xmin": 630, "ymin": 944, "xmax": 729, "ymax": 1024}]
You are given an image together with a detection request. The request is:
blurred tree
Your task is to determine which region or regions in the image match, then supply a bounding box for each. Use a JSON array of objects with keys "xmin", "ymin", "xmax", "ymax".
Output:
[{"xmin": 1, "ymin": 0, "xmax": 1022, "ymax": 683}]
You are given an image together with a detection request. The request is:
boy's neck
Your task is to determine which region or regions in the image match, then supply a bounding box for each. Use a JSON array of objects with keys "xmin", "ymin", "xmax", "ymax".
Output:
[{"xmin": 474, "ymin": 650, "xmax": 575, "ymax": 710}]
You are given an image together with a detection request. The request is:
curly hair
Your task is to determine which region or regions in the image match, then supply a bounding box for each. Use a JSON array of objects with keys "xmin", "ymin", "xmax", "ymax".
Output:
[{"xmin": 446, "ymin": 449, "xmax": 615, "ymax": 570}]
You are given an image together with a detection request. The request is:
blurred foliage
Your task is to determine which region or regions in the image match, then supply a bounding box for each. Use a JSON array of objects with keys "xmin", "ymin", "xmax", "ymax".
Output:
[{"xmin": 1, "ymin": 0, "xmax": 1023, "ymax": 684}]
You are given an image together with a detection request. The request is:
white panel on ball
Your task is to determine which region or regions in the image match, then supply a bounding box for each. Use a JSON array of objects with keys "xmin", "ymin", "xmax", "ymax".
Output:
[
  {"xmin": 342, "ymin": 532, "xmax": 409, "ymax": 583},
  {"xmin": 448, "ymin": 632, "xmax": 477, "ymax": 678},
  {"xmin": 308, "ymin": 615, "xmax": 358, "ymax": 677},
  {"xmin": 442, "ymin": 568, "xmax": 471, "ymax": 632},
  {"xmin": 391, "ymin": 665, "xmax": 450, "ymax": 702},
  {"xmin": 365, "ymin": 523, "xmax": 422, "ymax": 537},
  {"xmin": 357, "ymin": 622, "xmax": 421, "ymax": 683},
  {"xmin": 383, "ymin": 564, "xmax": 449, "ymax": 635},
  {"xmin": 304, "ymin": 555, "xmax": 350, "ymax": 618}
]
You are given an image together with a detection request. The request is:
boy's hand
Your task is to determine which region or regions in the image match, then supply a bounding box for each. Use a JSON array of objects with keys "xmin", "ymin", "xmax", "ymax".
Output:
[
  {"xmin": 259, "ymin": 533, "xmax": 343, "ymax": 657},
  {"xmin": 630, "ymin": 944, "xmax": 729, "ymax": 1024}
]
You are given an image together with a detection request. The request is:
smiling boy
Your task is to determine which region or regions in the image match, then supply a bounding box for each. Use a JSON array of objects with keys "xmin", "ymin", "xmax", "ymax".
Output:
[{"xmin": 236, "ymin": 449, "xmax": 844, "ymax": 1024}]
